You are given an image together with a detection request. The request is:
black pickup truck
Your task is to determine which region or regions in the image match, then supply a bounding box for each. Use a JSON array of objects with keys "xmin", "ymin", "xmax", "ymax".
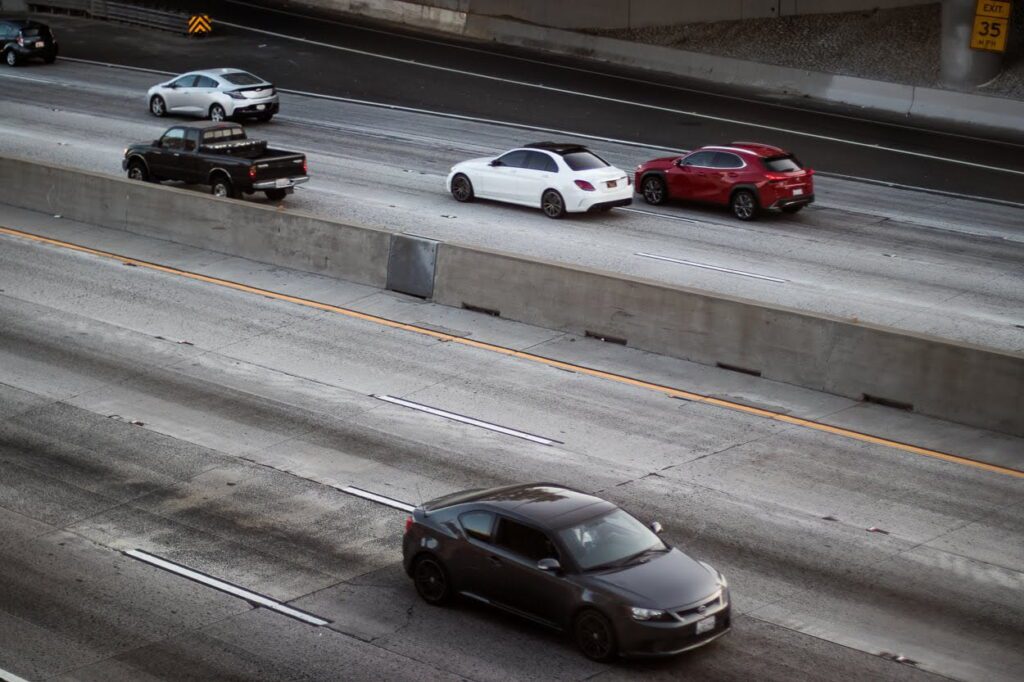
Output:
[{"xmin": 123, "ymin": 122, "xmax": 308, "ymax": 201}]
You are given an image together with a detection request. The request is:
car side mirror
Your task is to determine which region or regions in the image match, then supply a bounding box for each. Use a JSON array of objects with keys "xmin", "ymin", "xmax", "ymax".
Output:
[
  {"xmin": 489, "ymin": 159, "xmax": 502, "ymax": 167},
  {"xmin": 537, "ymin": 557, "xmax": 561, "ymax": 573},
  {"xmin": 675, "ymin": 158, "xmax": 686, "ymax": 167},
  {"xmin": 649, "ymin": 521, "xmax": 663, "ymax": 535},
  {"xmin": 153, "ymin": 139, "xmax": 162, "ymax": 147}
]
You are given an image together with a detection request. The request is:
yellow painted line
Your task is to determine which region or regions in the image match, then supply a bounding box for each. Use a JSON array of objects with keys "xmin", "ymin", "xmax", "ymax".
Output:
[{"xmin": 3, "ymin": 224, "xmax": 1021, "ymax": 479}]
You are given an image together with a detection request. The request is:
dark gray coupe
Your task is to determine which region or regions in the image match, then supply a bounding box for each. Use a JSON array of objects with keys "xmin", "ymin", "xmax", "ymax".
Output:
[{"xmin": 402, "ymin": 483, "xmax": 730, "ymax": 661}]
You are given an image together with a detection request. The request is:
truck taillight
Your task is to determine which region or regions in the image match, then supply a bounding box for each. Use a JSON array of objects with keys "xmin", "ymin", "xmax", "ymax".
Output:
[
  {"xmin": 405, "ymin": 516, "xmax": 413, "ymax": 533},
  {"xmin": 16, "ymin": 35, "xmax": 24, "ymax": 46},
  {"xmin": 248, "ymin": 167, "xmax": 257, "ymax": 179},
  {"xmin": 302, "ymin": 159, "xmax": 308, "ymax": 174}
]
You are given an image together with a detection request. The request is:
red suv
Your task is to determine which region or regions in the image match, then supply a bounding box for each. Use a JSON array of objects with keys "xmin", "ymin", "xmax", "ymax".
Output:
[{"xmin": 634, "ymin": 143, "xmax": 813, "ymax": 221}]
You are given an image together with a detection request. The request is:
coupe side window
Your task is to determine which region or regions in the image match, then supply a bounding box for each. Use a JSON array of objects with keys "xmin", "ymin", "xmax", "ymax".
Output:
[
  {"xmin": 495, "ymin": 150, "xmax": 528, "ymax": 168},
  {"xmin": 460, "ymin": 511, "xmax": 496, "ymax": 542},
  {"xmin": 160, "ymin": 128, "xmax": 186, "ymax": 150},
  {"xmin": 682, "ymin": 151, "xmax": 715, "ymax": 167},
  {"xmin": 494, "ymin": 518, "xmax": 559, "ymax": 562}
]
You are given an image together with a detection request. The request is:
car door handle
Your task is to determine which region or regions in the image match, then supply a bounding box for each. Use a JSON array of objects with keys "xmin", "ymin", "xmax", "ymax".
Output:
[{"xmin": 488, "ymin": 555, "xmax": 503, "ymax": 567}]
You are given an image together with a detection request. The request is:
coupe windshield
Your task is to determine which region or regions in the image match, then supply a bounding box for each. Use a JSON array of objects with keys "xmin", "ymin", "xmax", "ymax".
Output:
[{"xmin": 558, "ymin": 509, "xmax": 665, "ymax": 571}]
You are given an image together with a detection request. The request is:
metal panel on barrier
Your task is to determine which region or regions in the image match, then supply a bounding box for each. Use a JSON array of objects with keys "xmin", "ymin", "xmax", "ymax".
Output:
[{"xmin": 386, "ymin": 233, "xmax": 438, "ymax": 299}]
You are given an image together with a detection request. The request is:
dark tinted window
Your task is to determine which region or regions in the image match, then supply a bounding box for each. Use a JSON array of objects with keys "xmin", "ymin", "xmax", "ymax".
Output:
[
  {"xmin": 764, "ymin": 155, "xmax": 803, "ymax": 172},
  {"xmin": 712, "ymin": 152, "xmax": 745, "ymax": 169},
  {"xmin": 160, "ymin": 128, "xmax": 186, "ymax": 150},
  {"xmin": 460, "ymin": 511, "xmax": 495, "ymax": 541},
  {"xmin": 195, "ymin": 76, "xmax": 218, "ymax": 88},
  {"xmin": 495, "ymin": 150, "xmax": 529, "ymax": 168},
  {"xmin": 20, "ymin": 26, "xmax": 44, "ymax": 38},
  {"xmin": 494, "ymin": 518, "xmax": 558, "ymax": 562},
  {"xmin": 562, "ymin": 151, "xmax": 608, "ymax": 171},
  {"xmin": 525, "ymin": 151, "xmax": 558, "ymax": 172},
  {"xmin": 682, "ymin": 151, "xmax": 715, "ymax": 167},
  {"xmin": 222, "ymin": 72, "xmax": 264, "ymax": 85},
  {"xmin": 171, "ymin": 75, "xmax": 198, "ymax": 88},
  {"xmin": 203, "ymin": 127, "xmax": 247, "ymax": 142}
]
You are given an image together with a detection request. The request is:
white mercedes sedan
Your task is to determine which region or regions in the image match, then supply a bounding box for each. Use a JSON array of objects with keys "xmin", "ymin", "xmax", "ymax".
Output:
[
  {"xmin": 147, "ymin": 68, "xmax": 279, "ymax": 123},
  {"xmin": 446, "ymin": 143, "xmax": 633, "ymax": 218}
]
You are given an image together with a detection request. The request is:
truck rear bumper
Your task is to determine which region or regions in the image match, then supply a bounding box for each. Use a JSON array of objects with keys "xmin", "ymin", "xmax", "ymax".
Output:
[{"xmin": 252, "ymin": 176, "xmax": 309, "ymax": 190}]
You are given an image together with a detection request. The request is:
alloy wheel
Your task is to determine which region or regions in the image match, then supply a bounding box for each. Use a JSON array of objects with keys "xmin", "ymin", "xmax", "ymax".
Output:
[
  {"xmin": 414, "ymin": 558, "xmax": 448, "ymax": 603},
  {"xmin": 128, "ymin": 166, "xmax": 145, "ymax": 181},
  {"xmin": 5, "ymin": 50, "xmax": 16, "ymax": 66},
  {"xmin": 732, "ymin": 191, "xmax": 756, "ymax": 220},
  {"xmin": 150, "ymin": 97, "xmax": 165, "ymax": 116},
  {"xmin": 576, "ymin": 611, "xmax": 614, "ymax": 661},
  {"xmin": 542, "ymin": 190, "xmax": 564, "ymax": 218},
  {"xmin": 642, "ymin": 177, "xmax": 665, "ymax": 204},
  {"xmin": 210, "ymin": 105, "xmax": 226, "ymax": 122},
  {"xmin": 452, "ymin": 176, "xmax": 472, "ymax": 202}
]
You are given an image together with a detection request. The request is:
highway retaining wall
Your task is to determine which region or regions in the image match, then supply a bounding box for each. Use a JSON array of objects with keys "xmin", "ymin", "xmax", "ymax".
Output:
[{"xmin": 1, "ymin": 156, "xmax": 1021, "ymax": 437}]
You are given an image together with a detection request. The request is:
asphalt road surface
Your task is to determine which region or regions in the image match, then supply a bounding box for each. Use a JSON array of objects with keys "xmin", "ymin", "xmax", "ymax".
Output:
[
  {"xmin": 1, "ymin": 53, "xmax": 1022, "ymax": 353},
  {"xmin": 0, "ymin": 215, "xmax": 1021, "ymax": 682}
]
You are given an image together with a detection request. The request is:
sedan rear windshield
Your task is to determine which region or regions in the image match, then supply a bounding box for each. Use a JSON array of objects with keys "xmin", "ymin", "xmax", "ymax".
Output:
[
  {"xmin": 562, "ymin": 151, "xmax": 609, "ymax": 171},
  {"xmin": 557, "ymin": 509, "xmax": 665, "ymax": 571},
  {"xmin": 764, "ymin": 155, "xmax": 803, "ymax": 172},
  {"xmin": 222, "ymin": 72, "xmax": 265, "ymax": 86},
  {"xmin": 20, "ymin": 27, "xmax": 46, "ymax": 38}
]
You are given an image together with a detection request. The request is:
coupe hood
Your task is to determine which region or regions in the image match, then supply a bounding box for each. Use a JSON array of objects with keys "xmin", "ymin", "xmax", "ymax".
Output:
[{"xmin": 586, "ymin": 548, "xmax": 720, "ymax": 608}]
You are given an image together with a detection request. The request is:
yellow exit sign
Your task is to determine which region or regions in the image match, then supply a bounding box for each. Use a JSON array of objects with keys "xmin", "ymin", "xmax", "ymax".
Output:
[{"xmin": 971, "ymin": 0, "xmax": 1011, "ymax": 52}]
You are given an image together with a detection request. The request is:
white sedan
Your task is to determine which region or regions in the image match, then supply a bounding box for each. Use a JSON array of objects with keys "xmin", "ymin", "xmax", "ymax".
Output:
[
  {"xmin": 446, "ymin": 143, "xmax": 633, "ymax": 218},
  {"xmin": 147, "ymin": 68, "xmax": 279, "ymax": 122}
]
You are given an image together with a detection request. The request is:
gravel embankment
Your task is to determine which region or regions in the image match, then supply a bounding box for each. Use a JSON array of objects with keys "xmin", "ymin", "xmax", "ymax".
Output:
[{"xmin": 591, "ymin": 3, "xmax": 1024, "ymax": 99}]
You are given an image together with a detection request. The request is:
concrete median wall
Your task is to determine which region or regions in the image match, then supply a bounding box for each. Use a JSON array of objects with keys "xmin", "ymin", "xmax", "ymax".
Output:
[
  {"xmin": 0, "ymin": 157, "xmax": 390, "ymax": 288},
  {"xmin": 1, "ymin": 156, "xmax": 1021, "ymax": 437}
]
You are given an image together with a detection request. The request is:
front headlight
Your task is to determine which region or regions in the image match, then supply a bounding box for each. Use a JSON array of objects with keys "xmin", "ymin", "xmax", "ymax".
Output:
[{"xmin": 630, "ymin": 606, "xmax": 670, "ymax": 621}]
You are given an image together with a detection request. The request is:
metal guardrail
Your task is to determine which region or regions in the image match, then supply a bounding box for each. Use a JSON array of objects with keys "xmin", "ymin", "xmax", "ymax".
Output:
[{"xmin": 28, "ymin": 0, "xmax": 196, "ymax": 35}]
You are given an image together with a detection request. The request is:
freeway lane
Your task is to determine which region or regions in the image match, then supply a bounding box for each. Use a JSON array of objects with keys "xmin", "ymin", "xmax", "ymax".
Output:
[
  {"xmin": 49, "ymin": 3, "xmax": 1024, "ymax": 202},
  {"xmin": 2, "ymin": 58, "xmax": 1023, "ymax": 352},
  {"xmin": 1, "ymin": 226, "xmax": 1022, "ymax": 680}
]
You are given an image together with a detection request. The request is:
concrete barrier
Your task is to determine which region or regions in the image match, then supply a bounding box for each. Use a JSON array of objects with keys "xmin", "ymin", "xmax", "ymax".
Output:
[
  {"xmin": 0, "ymin": 157, "xmax": 390, "ymax": 288},
  {"xmin": 1, "ymin": 156, "xmax": 1021, "ymax": 437}
]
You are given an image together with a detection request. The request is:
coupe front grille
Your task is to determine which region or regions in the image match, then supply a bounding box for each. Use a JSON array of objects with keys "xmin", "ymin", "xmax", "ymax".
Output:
[{"xmin": 674, "ymin": 592, "xmax": 721, "ymax": 620}]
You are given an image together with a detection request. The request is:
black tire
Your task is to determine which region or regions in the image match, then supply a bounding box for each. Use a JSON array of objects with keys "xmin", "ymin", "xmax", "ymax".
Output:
[
  {"xmin": 641, "ymin": 175, "xmax": 667, "ymax": 205},
  {"xmin": 44, "ymin": 53, "xmax": 56, "ymax": 65},
  {"xmin": 4, "ymin": 49, "xmax": 19, "ymax": 67},
  {"xmin": 209, "ymin": 104, "xmax": 227, "ymax": 122},
  {"xmin": 781, "ymin": 204, "xmax": 804, "ymax": 214},
  {"xmin": 210, "ymin": 175, "xmax": 236, "ymax": 199},
  {"xmin": 126, "ymin": 160, "xmax": 149, "ymax": 182},
  {"xmin": 541, "ymin": 189, "xmax": 566, "ymax": 219},
  {"xmin": 450, "ymin": 174, "xmax": 474, "ymax": 202},
  {"xmin": 254, "ymin": 112, "xmax": 274, "ymax": 122},
  {"xmin": 149, "ymin": 95, "xmax": 166, "ymax": 117},
  {"xmin": 574, "ymin": 609, "xmax": 617, "ymax": 662},
  {"xmin": 730, "ymin": 189, "xmax": 759, "ymax": 221},
  {"xmin": 264, "ymin": 188, "xmax": 287, "ymax": 201},
  {"xmin": 413, "ymin": 556, "xmax": 452, "ymax": 606}
]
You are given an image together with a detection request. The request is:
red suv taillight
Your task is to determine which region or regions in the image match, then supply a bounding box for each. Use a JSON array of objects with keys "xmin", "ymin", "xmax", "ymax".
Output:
[
  {"xmin": 574, "ymin": 180, "xmax": 595, "ymax": 191},
  {"xmin": 405, "ymin": 516, "xmax": 413, "ymax": 533},
  {"xmin": 764, "ymin": 173, "xmax": 789, "ymax": 182}
]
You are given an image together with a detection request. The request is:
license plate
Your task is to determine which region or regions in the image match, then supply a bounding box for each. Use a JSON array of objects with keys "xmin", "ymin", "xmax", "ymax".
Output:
[
  {"xmin": 606, "ymin": 180, "xmax": 617, "ymax": 188},
  {"xmin": 256, "ymin": 104, "xmax": 266, "ymax": 111},
  {"xmin": 695, "ymin": 616, "xmax": 716, "ymax": 634},
  {"xmin": 35, "ymin": 41, "xmax": 45, "ymax": 48},
  {"xmin": 274, "ymin": 178, "xmax": 289, "ymax": 188},
  {"xmin": 793, "ymin": 188, "xmax": 804, "ymax": 196}
]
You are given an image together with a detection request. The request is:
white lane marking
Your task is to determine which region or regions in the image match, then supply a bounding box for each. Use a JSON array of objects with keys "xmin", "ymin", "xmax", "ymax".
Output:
[
  {"xmin": 221, "ymin": 0, "xmax": 1024, "ymax": 150},
  {"xmin": 0, "ymin": 667, "xmax": 32, "ymax": 682},
  {"xmin": 374, "ymin": 394, "xmax": 557, "ymax": 445},
  {"xmin": 52, "ymin": 57, "xmax": 1024, "ymax": 205},
  {"xmin": 215, "ymin": 19, "xmax": 1024, "ymax": 176},
  {"xmin": 0, "ymin": 72, "xmax": 54, "ymax": 85},
  {"xmin": 636, "ymin": 252, "xmax": 788, "ymax": 283},
  {"xmin": 124, "ymin": 549, "xmax": 331, "ymax": 626},
  {"xmin": 620, "ymin": 207, "xmax": 699, "ymax": 224},
  {"xmin": 339, "ymin": 486, "xmax": 416, "ymax": 512}
]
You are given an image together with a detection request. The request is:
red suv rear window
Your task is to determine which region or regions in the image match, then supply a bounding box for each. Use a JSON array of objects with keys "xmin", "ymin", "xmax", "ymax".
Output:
[{"xmin": 764, "ymin": 155, "xmax": 803, "ymax": 172}]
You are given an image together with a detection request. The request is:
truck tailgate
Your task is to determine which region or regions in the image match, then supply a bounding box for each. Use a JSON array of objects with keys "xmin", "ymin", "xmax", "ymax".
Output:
[{"xmin": 252, "ymin": 153, "xmax": 305, "ymax": 182}]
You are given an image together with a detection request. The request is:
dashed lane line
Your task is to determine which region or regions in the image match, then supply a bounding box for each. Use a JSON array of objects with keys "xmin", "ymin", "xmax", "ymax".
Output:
[{"xmin": 1, "ymin": 224, "xmax": 1020, "ymax": 479}]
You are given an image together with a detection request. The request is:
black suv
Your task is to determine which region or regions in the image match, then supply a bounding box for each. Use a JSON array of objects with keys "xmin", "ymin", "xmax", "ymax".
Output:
[
  {"xmin": 403, "ymin": 483, "xmax": 731, "ymax": 661},
  {"xmin": 1, "ymin": 19, "xmax": 57, "ymax": 66}
]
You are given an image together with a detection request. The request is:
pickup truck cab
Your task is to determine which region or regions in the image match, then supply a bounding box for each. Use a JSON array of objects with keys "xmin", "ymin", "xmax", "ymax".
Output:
[{"xmin": 123, "ymin": 122, "xmax": 308, "ymax": 201}]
